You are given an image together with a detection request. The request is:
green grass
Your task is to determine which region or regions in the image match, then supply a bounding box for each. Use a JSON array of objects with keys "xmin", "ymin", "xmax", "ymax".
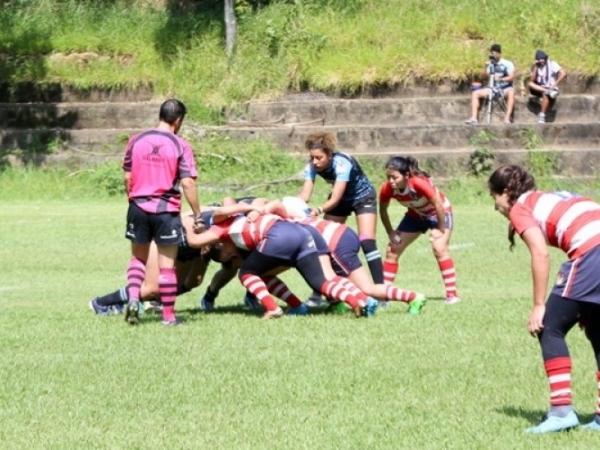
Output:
[
  {"xmin": 2, "ymin": 183, "xmax": 600, "ymax": 448},
  {"xmin": 2, "ymin": 1, "xmax": 600, "ymax": 122}
]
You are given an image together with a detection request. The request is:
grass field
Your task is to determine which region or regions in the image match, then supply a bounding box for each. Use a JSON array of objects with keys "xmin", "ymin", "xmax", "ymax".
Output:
[{"xmin": 1, "ymin": 196, "xmax": 600, "ymax": 449}]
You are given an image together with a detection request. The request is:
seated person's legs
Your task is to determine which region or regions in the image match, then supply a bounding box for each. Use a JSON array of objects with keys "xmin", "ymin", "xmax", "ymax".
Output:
[
  {"xmin": 466, "ymin": 88, "xmax": 490, "ymax": 123},
  {"xmin": 503, "ymin": 87, "xmax": 515, "ymax": 123}
]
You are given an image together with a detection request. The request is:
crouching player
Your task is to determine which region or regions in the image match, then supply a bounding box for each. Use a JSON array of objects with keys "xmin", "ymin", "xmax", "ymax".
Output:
[
  {"xmin": 270, "ymin": 197, "xmax": 426, "ymax": 315},
  {"xmin": 187, "ymin": 202, "xmax": 378, "ymax": 319}
]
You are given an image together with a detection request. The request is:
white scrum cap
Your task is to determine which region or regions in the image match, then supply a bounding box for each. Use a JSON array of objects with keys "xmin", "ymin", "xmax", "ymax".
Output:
[{"xmin": 281, "ymin": 196, "xmax": 311, "ymax": 219}]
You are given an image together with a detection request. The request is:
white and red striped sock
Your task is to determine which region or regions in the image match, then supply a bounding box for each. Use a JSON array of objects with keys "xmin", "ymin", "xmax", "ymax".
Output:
[
  {"xmin": 383, "ymin": 261, "xmax": 399, "ymax": 285},
  {"xmin": 263, "ymin": 276, "xmax": 302, "ymax": 308},
  {"xmin": 545, "ymin": 357, "xmax": 572, "ymax": 407},
  {"xmin": 335, "ymin": 277, "xmax": 369, "ymax": 302},
  {"xmin": 240, "ymin": 274, "xmax": 279, "ymax": 311},
  {"xmin": 320, "ymin": 277, "xmax": 360, "ymax": 308},
  {"xmin": 385, "ymin": 285, "xmax": 417, "ymax": 303},
  {"xmin": 438, "ymin": 258, "xmax": 458, "ymax": 297}
]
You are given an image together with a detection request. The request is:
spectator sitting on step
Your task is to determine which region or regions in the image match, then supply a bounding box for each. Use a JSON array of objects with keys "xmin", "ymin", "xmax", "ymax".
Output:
[
  {"xmin": 465, "ymin": 43, "xmax": 515, "ymax": 125},
  {"xmin": 528, "ymin": 50, "xmax": 567, "ymax": 124}
]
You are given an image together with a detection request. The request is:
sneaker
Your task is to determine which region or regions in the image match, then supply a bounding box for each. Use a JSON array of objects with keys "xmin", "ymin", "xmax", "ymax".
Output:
[
  {"xmin": 581, "ymin": 419, "xmax": 600, "ymax": 431},
  {"xmin": 525, "ymin": 411, "xmax": 579, "ymax": 434},
  {"xmin": 262, "ymin": 307, "xmax": 284, "ymax": 320},
  {"xmin": 538, "ymin": 113, "xmax": 546, "ymax": 123},
  {"xmin": 243, "ymin": 292, "xmax": 261, "ymax": 310},
  {"xmin": 286, "ymin": 304, "xmax": 309, "ymax": 316},
  {"xmin": 408, "ymin": 293, "xmax": 426, "ymax": 316},
  {"xmin": 125, "ymin": 299, "xmax": 140, "ymax": 325},
  {"xmin": 465, "ymin": 118, "xmax": 478, "ymax": 125},
  {"xmin": 89, "ymin": 298, "xmax": 112, "ymax": 316},
  {"xmin": 200, "ymin": 297, "xmax": 214, "ymax": 312},
  {"xmin": 144, "ymin": 301, "xmax": 162, "ymax": 314},
  {"xmin": 445, "ymin": 296, "xmax": 461, "ymax": 305},
  {"xmin": 325, "ymin": 301, "xmax": 352, "ymax": 314},
  {"xmin": 361, "ymin": 297, "xmax": 379, "ymax": 317},
  {"xmin": 110, "ymin": 303, "xmax": 124, "ymax": 315},
  {"xmin": 161, "ymin": 318, "xmax": 183, "ymax": 326},
  {"xmin": 305, "ymin": 292, "xmax": 324, "ymax": 308},
  {"xmin": 378, "ymin": 300, "xmax": 390, "ymax": 309}
]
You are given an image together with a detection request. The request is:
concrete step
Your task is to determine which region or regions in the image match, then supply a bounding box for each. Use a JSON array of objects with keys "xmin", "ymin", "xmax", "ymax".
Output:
[
  {"xmin": 242, "ymin": 95, "xmax": 600, "ymax": 126},
  {"xmin": 204, "ymin": 122, "xmax": 600, "ymax": 153},
  {"xmin": 0, "ymin": 83, "xmax": 155, "ymax": 103},
  {"xmin": 0, "ymin": 102, "xmax": 161, "ymax": 129},
  {"xmin": 0, "ymin": 128, "xmax": 140, "ymax": 152},
  {"xmin": 4, "ymin": 121, "xmax": 599, "ymax": 155}
]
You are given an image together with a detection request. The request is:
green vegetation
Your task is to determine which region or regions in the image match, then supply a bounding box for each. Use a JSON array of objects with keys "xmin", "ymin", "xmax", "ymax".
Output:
[
  {"xmin": 2, "ymin": 0, "xmax": 600, "ymax": 121},
  {"xmin": 3, "ymin": 195, "xmax": 600, "ymax": 448}
]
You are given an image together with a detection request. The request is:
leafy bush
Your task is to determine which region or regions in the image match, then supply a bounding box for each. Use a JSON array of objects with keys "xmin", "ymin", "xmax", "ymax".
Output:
[{"xmin": 88, "ymin": 160, "xmax": 125, "ymax": 196}]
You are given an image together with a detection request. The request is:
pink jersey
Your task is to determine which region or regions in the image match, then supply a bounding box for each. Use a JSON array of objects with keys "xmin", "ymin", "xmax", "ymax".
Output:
[
  {"xmin": 510, "ymin": 191, "xmax": 600, "ymax": 259},
  {"xmin": 300, "ymin": 217, "xmax": 347, "ymax": 250},
  {"xmin": 378, "ymin": 176, "xmax": 451, "ymax": 219},
  {"xmin": 209, "ymin": 214, "xmax": 280, "ymax": 250},
  {"xmin": 123, "ymin": 129, "xmax": 198, "ymax": 214}
]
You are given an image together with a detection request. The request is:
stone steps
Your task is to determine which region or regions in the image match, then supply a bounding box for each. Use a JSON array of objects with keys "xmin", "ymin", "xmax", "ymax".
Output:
[
  {"xmin": 0, "ymin": 101, "xmax": 161, "ymax": 129},
  {"xmin": 203, "ymin": 122, "xmax": 600, "ymax": 152},
  {"xmin": 242, "ymin": 94, "xmax": 600, "ymax": 125},
  {"xmin": 1, "ymin": 84, "xmax": 599, "ymax": 176}
]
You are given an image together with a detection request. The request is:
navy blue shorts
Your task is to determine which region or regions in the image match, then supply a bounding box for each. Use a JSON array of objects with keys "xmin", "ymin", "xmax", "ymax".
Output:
[
  {"xmin": 397, "ymin": 211, "xmax": 454, "ymax": 234},
  {"xmin": 330, "ymin": 228, "xmax": 362, "ymax": 277},
  {"xmin": 551, "ymin": 245, "xmax": 600, "ymax": 305},
  {"xmin": 299, "ymin": 224, "xmax": 330, "ymax": 256},
  {"xmin": 125, "ymin": 202, "xmax": 183, "ymax": 245},
  {"xmin": 258, "ymin": 222, "xmax": 318, "ymax": 264}
]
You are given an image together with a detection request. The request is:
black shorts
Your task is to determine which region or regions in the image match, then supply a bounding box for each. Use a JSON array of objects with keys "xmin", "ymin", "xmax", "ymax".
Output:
[
  {"xmin": 327, "ymin": 193, "xmax": 377, "ymax": 218},
  {"xmin": 177, "ymin": 233, "xmax": 201, "ymax": 262},
  {"xmin": 125, "ymin": 202, "xmax": 183, "ymax": 245}
]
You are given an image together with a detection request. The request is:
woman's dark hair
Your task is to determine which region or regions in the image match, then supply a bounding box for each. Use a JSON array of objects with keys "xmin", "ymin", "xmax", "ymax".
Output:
[
  {"xmin": 487, "ymin": 165, "xmax": 536, "ymax": 250},
  {"xmin": 304, "ymin": 133, "xmax": 336, "ymax": 156},
  {"xmin": 159, "ymin": 98, "xmax": 187, "ymax": 125},
  {"xmin": 385, "ymin": 156, "xmax": 430, "ymax": 178}
]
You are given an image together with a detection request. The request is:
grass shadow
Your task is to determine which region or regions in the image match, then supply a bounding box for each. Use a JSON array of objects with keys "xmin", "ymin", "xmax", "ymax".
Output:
[{"xmin": 495, "ymin": 406, "xmax": 545, "ymax": 425}]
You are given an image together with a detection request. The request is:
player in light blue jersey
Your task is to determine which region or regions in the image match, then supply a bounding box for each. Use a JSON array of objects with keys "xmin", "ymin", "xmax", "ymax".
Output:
[{"xmin": 298, "ymin": 133, "xmax": 383, "ymax": 293}]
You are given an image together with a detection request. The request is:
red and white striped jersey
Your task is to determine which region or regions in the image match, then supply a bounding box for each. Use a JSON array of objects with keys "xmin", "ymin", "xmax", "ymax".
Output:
[
  {"xmin": 510, "ymin": 191, "xmax": 600, "ymax": 259},
  {"xmin": 300, "ymin": 217, "xmax": 347, "ymax": 251},
  {"xmin": 379, "ymin": 176, "xmax": 451, "ymax": 219},
  {"xmin": 209, "ymin": 213, "xmax": 279, "ymax": 250}
]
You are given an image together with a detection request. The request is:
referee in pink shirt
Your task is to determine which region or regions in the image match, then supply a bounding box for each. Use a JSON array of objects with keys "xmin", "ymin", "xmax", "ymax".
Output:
[{"xmin": 122, "ymin": 99, "xmax": 202, "ymax": 326}]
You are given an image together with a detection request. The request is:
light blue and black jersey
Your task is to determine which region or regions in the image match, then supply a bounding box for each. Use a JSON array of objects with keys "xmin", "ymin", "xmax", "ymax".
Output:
[
  {"xmin": 489, "ymin": 58, "xmax": 515, "ymax": 89},
  {"xmin": 303, "ymin": 152, "xmax": 375, "ymax": 202}
]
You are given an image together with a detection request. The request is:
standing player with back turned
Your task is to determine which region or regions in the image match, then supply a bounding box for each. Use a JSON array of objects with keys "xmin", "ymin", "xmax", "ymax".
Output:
[{"xmin": 122, "ymin": 99, "xmax": 203, "ymax": 326}]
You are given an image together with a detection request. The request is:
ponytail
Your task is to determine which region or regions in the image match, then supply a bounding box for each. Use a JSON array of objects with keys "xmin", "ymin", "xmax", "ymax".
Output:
[
  {"xmin": 488, "ymin": 165, "xmax": 536, "ymax": 250},
  {"xmin": 385, "ymin": 155, "xmax": 430, "ymax": 178}
]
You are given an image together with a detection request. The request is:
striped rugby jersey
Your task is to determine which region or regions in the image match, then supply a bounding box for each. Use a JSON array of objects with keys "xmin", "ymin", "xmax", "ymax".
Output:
[
  {"xmin": 378, "ymin": 176, "xmax": 451, "ymax": 219},
  {"xmin": 510, "ymin": 191, "xmax": 600, "ymax": 259},
  {"xmin": 300, "ymin": 217, "xmax": 348, "ymax": 251},
  {"xmin": 209, "ymin": 213, "xmax": 280, "ymax": 250}
]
